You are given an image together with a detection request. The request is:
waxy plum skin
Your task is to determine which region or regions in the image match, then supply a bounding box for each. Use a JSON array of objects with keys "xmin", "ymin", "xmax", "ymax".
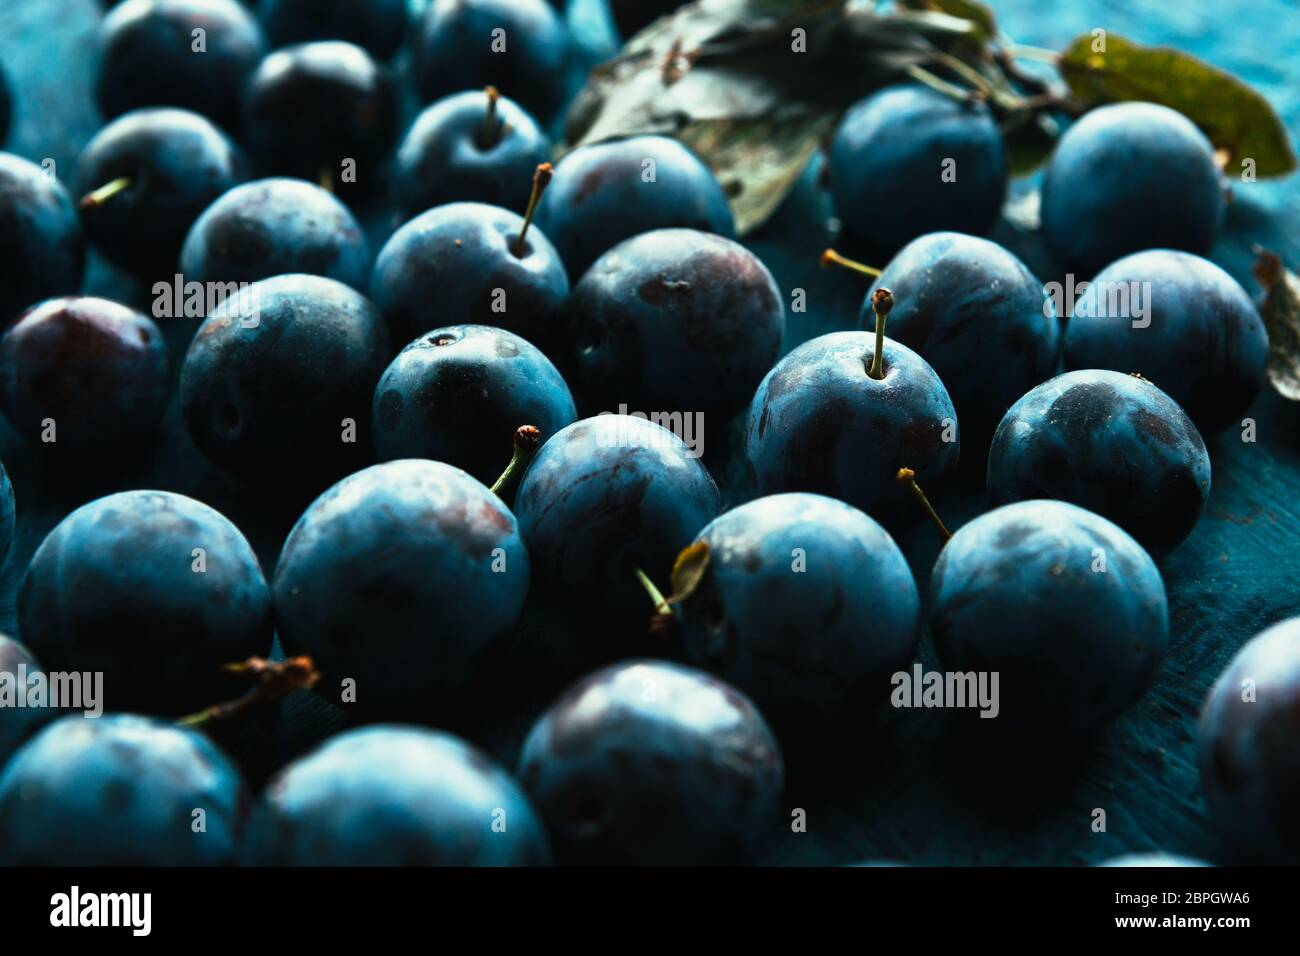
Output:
[
  {"xmin": 18, "ymin": 490, "xmax": 273, "ymax": 717},
  {"xmin": 180, "ymin": 273, "xmax": 392, "ymax": 483},
  {"xmin": 370, "ymin": 201, "xmax": 568, "ymax": 351},
  {"xmin": 928, "ymin": 499, "xmax": 1169, "ymax": 733},
  {"xmin": 1198, "ymin": 617, "xmax": 1300, "ymax": 863},
  {"xmin": 180, "ymin": 178, "xmax": 370, "ymax": 291},
  {"xmin": 243, "ymin": 41, "xmax": 399, "ymax": 188},
  {"xmin": 1041, "ymin": 102, "xmax": 1226, "ymax": 278},
  {"xmin": 678, "ymin": 493, "xmax": 920, "ymax": 717},
  {"xmin": 1063, "ymin": 249, "xmax": 1267, "ymax": 435},
  {"xmin": 0, "ymin": 715, "xmax": 247, "ymax": 866},
  {"xmin": 260, "ymin": 0, "xmax": 409, "ymax": 61},
  {"xmin": 743, "ymin": 331, "xmax": 960, "ymax": 524},
  {"xmin": 865, "ymin": 231, "xmax": 1060, "ymax": 444},
  {"xmin": 0, "ymin": 635, "xmax": 56, "ymax": 769},
  {"xmin": 372, "ymin": 324, "xmax": 576, "ymax": 487},
  {"xmin": 74, "ymin": 107, "xmax": 247, "ymax": 278},
  {"xmin": 95, "ymin": 0, "xmax": 266, "ymax": 133},
  {"xmin": 829, "ymin": 84, "xmax": 1007, "ymax": 254},
  {"xmin": 272, "ymin": 460, "xmax": 530, "ymax": 714},
  {"xmin": 517, "ymin": 660, "xmax": 784, "ymax": 865},
  {"xmin": 0, "ymin": 296, "xmax": 170, "ymax": 450},
  {"xmin": 564, "ymin": 228, "xmax": 785, "ymax": 416},
  {"xmin": 513, "ymin": 414, "xmax": 720, "ymax": 610},
  {"xmin": 243, "ymin": 725, "xmax": 551, "ymax": 866},
  {"xmin": 413, "ymin": 0, "xmax": 569, "ymax": 122},
  {"xmin": 392, "ymin": 89, "xmax": 551, "ymax": 221},
  {"xmin": 0, "ymin": 153, "xmax": 85, "ymax": 326},
  {"xmin": 535, "ymin": 135, "xmax": 736, "ymax": 282},
  {"xmin": 987, "ymin": 369, "xmax": 1212, "ymax": 556}
]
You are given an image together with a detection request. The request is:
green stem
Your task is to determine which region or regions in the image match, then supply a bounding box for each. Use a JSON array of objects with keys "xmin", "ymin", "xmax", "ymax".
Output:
[
  {"xmin": 479, "ymin": 85, "xmax": 501, "ymax": 148},
  {"xmin": 635, "ymin": 567, "xmax": 671, "ymax": 615},
  {"xmin": 868, "ymin": 288, "xmax": 892, "ymax": 380},
  {"xmin": 79, "ymin": 176, "xmax": 132, "ymax": 210},
  {"xmin": 512, "ymin": 163, "xmax": 553, "ymax": 257},
  {"xmin": 490, "ymin": 425, "xmax": 541, "ymax": 497},
  {"xmin": 897, "ymin": 468, "xmax": 952, "ymax": 544},
  {"xmin": 820, "ymin": 248, "xmax": 881, "ymax": 279}
]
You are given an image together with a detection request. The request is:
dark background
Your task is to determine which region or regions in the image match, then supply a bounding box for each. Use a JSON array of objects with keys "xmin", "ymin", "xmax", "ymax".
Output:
[{"xmin": 1, "ymin": 0, "xmax": 1298, "ymax": 865}]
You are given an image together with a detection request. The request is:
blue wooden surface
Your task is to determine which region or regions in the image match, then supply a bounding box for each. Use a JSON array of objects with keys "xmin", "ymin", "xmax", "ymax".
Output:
[{"xmin": 1, "ymin": 0, "xmax": 1298, "ymax": 865}]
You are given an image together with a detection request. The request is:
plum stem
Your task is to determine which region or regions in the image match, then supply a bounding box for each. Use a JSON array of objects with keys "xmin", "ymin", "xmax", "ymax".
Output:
[
  {"xmin": 635, "ymin": 567, "xmax": 677, "ymax": 636},
  {"xmin": 907, "ymin": 64, "xmax": 986, "ymax": 104},
  {"xmin": 318, "ymin": 164, "xmax": 334, "ymax": 193},
  {"xmin": 79, "ymin": 176, "xmax": 132, "ymax": 210},
  {"xmin": 176, "ymin": 656, "xmax": 319, "ymax": 729},
  {"xmin": 479, "ymin": 85, "xmax": 502, "ymax": 149},
  {"xmin": 490, "ymin": 425, "xmax": 542, "ymax": 497},
  {"xmin": 821, "ymin": 247, "xmax": 881, "ymax": 278},
  {"xmin": 868, "ymin": 287, "xmax": 893, "ymax": 379},
  {"xmin": 512, "ymin": 163, "xmax": 553, "ymax": 258},
  {"xmin": 896, "ymin": 467, "xmax": 952, "ymax": 544}
]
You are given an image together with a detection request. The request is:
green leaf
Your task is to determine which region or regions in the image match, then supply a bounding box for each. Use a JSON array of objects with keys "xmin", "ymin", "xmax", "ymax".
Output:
[
  {"xmin": 1058, "ymin": 33, "xmax": 1296, "ymax": 177},
  {"xmin": 1253, "ymin": 250, "xmax": 1300, "ymax": 401}
]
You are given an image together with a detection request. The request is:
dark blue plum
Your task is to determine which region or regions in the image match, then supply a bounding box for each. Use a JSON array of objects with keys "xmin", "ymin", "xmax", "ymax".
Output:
[
  {"xmin": 244, "ymin": 725, "xmax": 550, "ymax": 865},
  {"xmin": 743, "ymin": 331, "xmax": 960, "ymax": 523},
  {"xmin": 370, "ymin": 201, "xmax": 567, "ymax": 350},
  {"xmin": 260, "ymin": 0, "xmax": 408, "ymax": 60},
  {"xmin": 1042, "ymin": 103, "xmax": 1226, "ymax": 277},
  {"xmin": 414, "ymin": 0, "xmax": 569, "ymax": 122},
  {"xmin": 180, "ymin": 177, "xmax": 370, "ymax": 290},
  {"xmin": 393, "ymin": 88, "xmax": 550, "ymax": 220},
  {"xmin": 0, "ymin": 297, "xmax": 170, "ymax": 449},
  {"xmin": 272, "ymin": 460, "xmax": 529, "ymax": 713},
  {"xmin": 829, "ymin": 84, "xmax": 1007, "ymax": 255},
  {"xmin": 19, "ymin": 491, "xmax": 273, "ymax": 716},
  {"xmin": 988, "ymin": 370, "xmax": 1211, "ymax": 555},
  {"xmin": 1198, "ymin": 616, "xmax": 1300, "ymax": 863},
  {"xmin": 0, "ymin": 153, "xmax": 85, "ymax": 326},
  {"xmin": 0, "ymin": 62, "xmax": 11, "ymax": 147},
  {"xmin": 96, "ymin": 0, "xmax": 266, "ymax": 133},
  {"xmin": 517, "ymin": 660, "xmax": 783, "ymax": 864},
  {"xmin": 929, "ymin": 500, "xmax": 1168, "ymax": 733},
  {"xmin": 536, "ymin": 135, "xmax": 735, "ymax": 281},
  {"xmin": 0, "ymin": 636, "xmax": 57, "ymax": 770},
  {"xmin": 564, "ymin": 228, "xmax": 783, "ymax": 415},
  {"xmin": 865, "ymin": 232, "xmax": 1059, "ymax": 443},
  {"xmin": 243, "ymin": 41, "xmax": 398, "ymax": 191},
  {"xmin": 181, "ymin": 274, "xmax": 392, "ymax": 482},
  {"xmin": 514, "ymin": 414, "xmax": 719, "ymax": 610},
  {"xmin": 74, "ymin": 108, "xmax": 246, "ymax": 278},
  {"xmin": 0, "ymin": 714, "xmax": 246, "ymax": 865},
  {"xmin": 0, "ymin": 459, "xmax": 12, "ymax": 562},
  {"xmin": 1064, "ymin": 249, "xmax": 1267, "ymax": 434},
  {"xmin": 373, "ymin": 324, "xmax": 576, "ymax": 486},
  {"xmin": 679, "ymin": 493, "xmax": 919, "ymax": 717}
]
